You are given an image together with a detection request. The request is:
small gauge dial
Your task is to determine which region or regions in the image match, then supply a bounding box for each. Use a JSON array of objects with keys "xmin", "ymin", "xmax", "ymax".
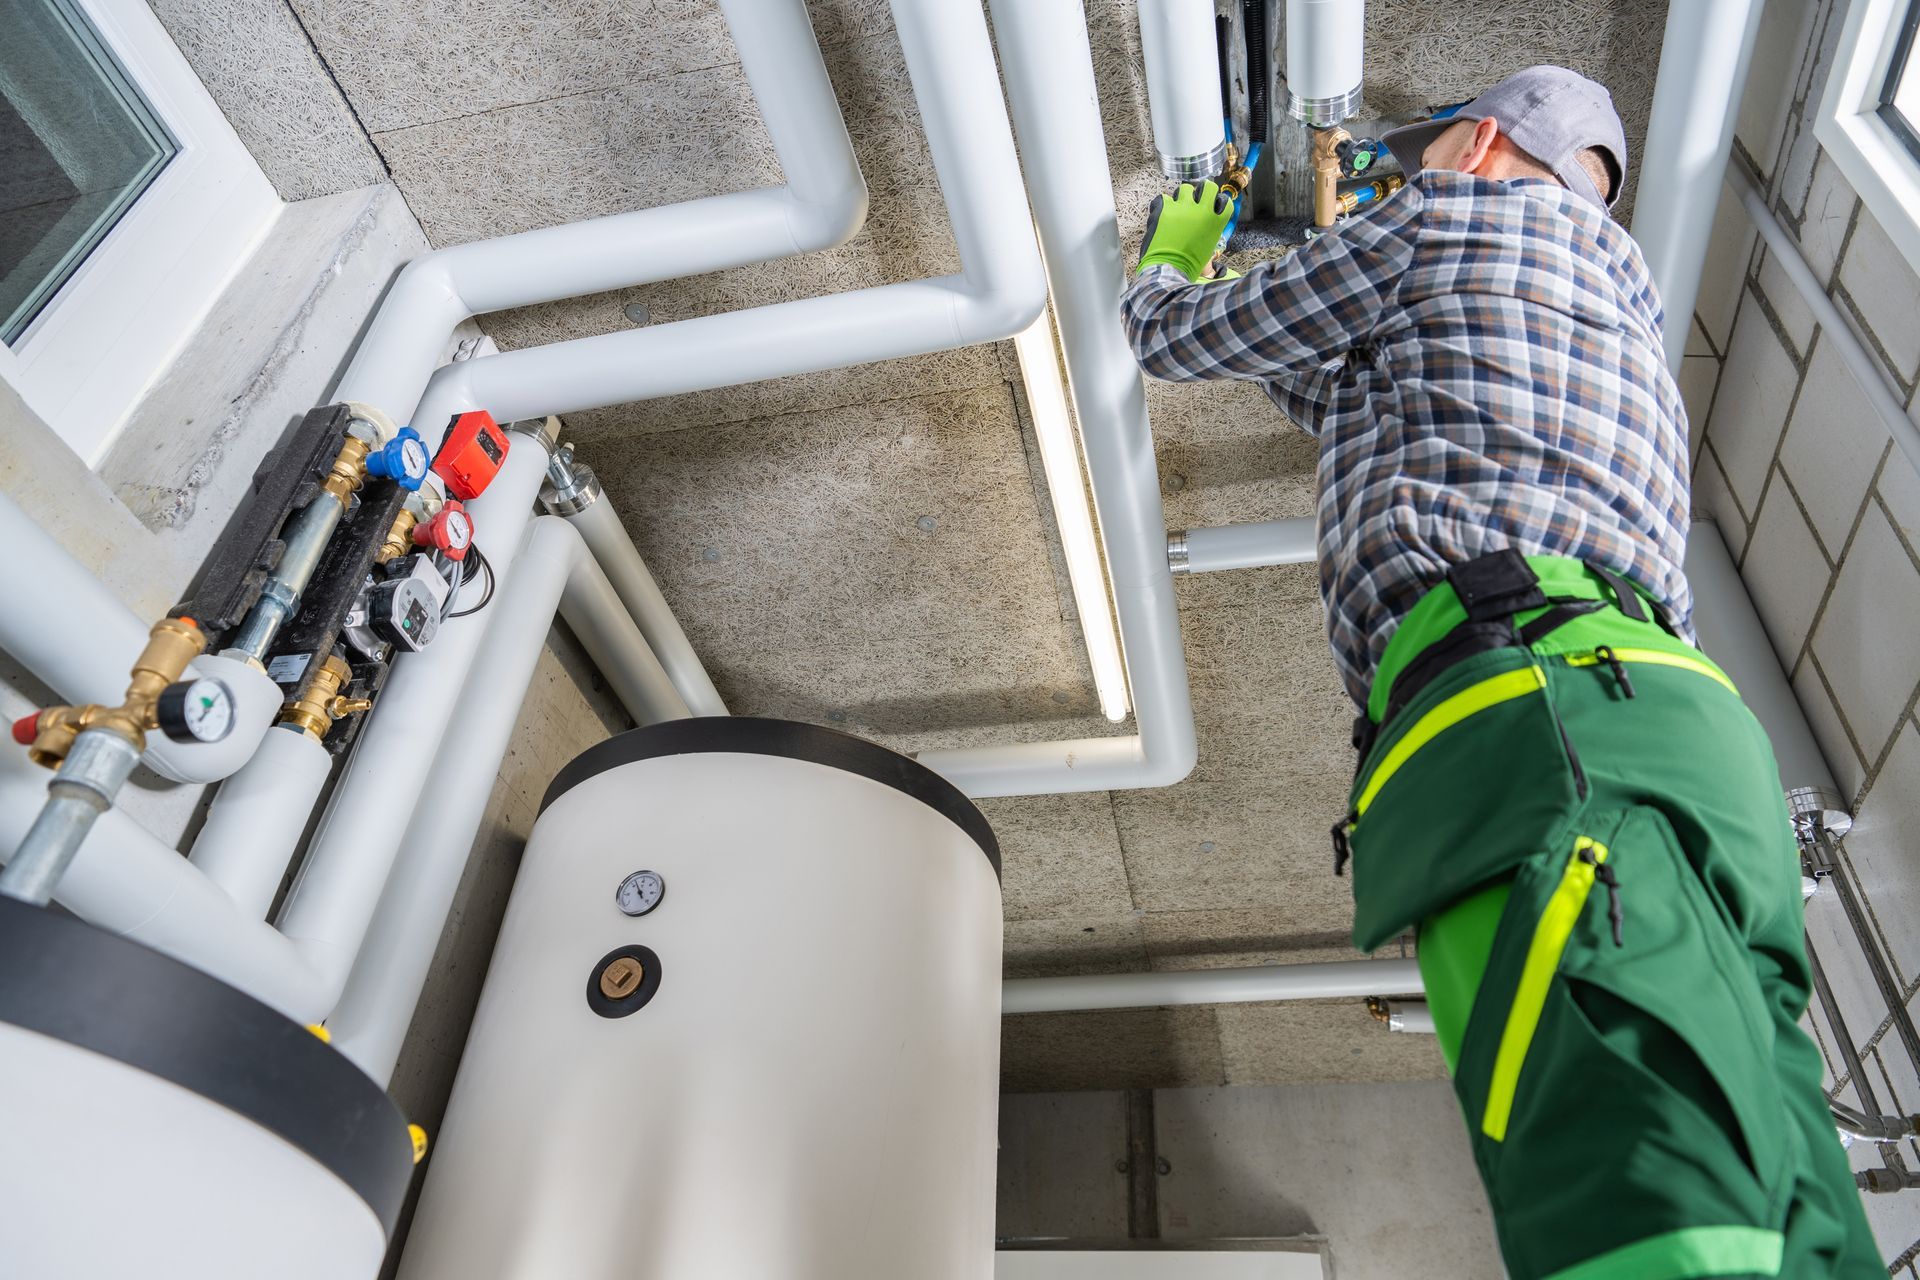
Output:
[
  {"xmin": 443, "ymin": 509, "xmax": 473, "ymax": 552},
  {"xmin": 615, "ymin": 869, "xmax": 665, "ymax": 917},
  {"xmin": 399, "ymin": 436, "xmax": 429, "ymax": 479},
  {"xmin": 157, "ymin": 677, "xmax": 236, "ymax": 744}
]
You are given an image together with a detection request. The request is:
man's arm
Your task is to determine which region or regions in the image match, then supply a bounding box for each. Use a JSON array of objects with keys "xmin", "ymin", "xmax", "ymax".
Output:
[{"xmin": 1120, "ymin": 186, "xmax": 1424, "ymax": 397}]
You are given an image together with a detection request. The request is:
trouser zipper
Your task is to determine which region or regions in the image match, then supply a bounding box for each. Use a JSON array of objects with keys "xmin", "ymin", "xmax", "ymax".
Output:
[
  {"xmin": 1581, "ymin": 842, "xmax": 1625, "ymax": 947},
  {"xmin": 1593, "ymin": 645, "xmax": 1636, "ymax": 700}
]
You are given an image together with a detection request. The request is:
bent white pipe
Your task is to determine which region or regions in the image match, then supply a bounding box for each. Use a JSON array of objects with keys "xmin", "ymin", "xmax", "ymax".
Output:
[
  {"xmin": 564, "ymin": 499, "xmax": 727, "ymax": 718},
  {"xmin": 187, "ymin": 726, "xmax": 333, "ymax": 919},
  {"xmin": 272, "ymin": 440, "xmax": 552, "ymax": 1015},
  {"xmin": 0, "ymin": 491, "xmax": 278, "ymax": 785},
  {"xmin": 0, "ymin": 745, "xmax": 329, "ymax": 1018},
  {"xmin": 925, "ymin": 0, "xmax": 1199, "ymax": 797},
  {"xmin": 329, "ymin": 517, "xmax": 686, "ymax": 1081},
  {"xmin": 405, "ymin": 0, "xmax": 1046, "ymax": 434},
  {"xmin": 1003, "ymin": 957, "xmax": 1423, "ymax": 1014},
  {"xmin": 1631, "ymin": 0, "xmax": 1767, "ymax": 369},
  {"xmin": 332, "ymin": 0, "xmax": 867, "ymax": 433}
]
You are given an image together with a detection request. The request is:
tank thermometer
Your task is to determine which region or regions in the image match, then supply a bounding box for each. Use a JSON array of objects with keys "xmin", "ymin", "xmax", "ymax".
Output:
[{"xmin": 614, "ymin": 869, "xmax": 665, "ymax": 917}]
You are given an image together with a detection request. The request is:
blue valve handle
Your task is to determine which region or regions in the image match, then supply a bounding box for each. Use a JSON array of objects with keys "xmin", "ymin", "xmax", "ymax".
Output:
[{"xmin": 366, "ymin": 426, "xmax": 429, "ymax": 491}]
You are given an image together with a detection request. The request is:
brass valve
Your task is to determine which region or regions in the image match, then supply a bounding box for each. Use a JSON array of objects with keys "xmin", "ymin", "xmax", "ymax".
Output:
[
  {"xmin": 323, "ymin": 436, "xmax": 372, "ymax": 507},
  {"xmin": 1216, "ymin": 141, "xmax": 1254, "ymax": 206},
  {"xmin": 1311, "ymin": 124, "xmax": 1353, "ymax": 230},
  {"xmin": 1337, "ymin": 173, "xmax": 1405, "ymax": 217},
  {"xmin": 377, "ymin": 508, "xmax": 421, "ymax": 565},
  {"xmin": 279, "ymin": 654, "xmax": 370, "ymax": 742},
  {"xmin": 17, "ymin": 618, "xmax": 208, "ymax": 768}
]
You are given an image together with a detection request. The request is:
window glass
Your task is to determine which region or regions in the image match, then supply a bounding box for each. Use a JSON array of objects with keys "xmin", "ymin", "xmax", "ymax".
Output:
[
  {"xmin": 0, "ymin": 0, "xmax": 177, "ymax": 344},
  {"xmin": 1883, "ymin": 0, "xmax": 1920, "ymax": 161}
]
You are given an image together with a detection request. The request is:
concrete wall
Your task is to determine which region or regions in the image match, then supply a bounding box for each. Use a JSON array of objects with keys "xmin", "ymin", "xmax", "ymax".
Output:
[
  {"xmin": 997, "ymin": 1082, "xmax": 1501, "ymax": 1279},
  {"xmin": 1687, "ymin": 0, "xmax": 1920, "ymax": 1268}
]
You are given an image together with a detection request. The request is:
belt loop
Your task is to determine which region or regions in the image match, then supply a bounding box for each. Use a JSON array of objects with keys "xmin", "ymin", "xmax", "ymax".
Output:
[
  {"xmin": 1584, "ymin": 560, "xmax": 1648, "ymax": 623},
  {"xmin": 1447, "ymin": 549, "xmax": 1548, "ymax": 623}
]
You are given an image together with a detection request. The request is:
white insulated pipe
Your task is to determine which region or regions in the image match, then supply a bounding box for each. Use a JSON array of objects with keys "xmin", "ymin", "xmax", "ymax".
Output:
[
  {"xmin": 563, "ymin": 498, "xmax": 728, "ymax": 718},
  {"xmin": 187, "ymin": 726, "xmax": 333, "ymax": 919},
  {"xmin": 406, "ymin": 0, "xmax": 1046, "ymax": 434},
  {"xmin": 1284, "ymin": 0, "xmax": 1366, "ymax": 126},
  {"xmin": 926, "ymin": 0, "xmax": 1198, "ymax": 797},
  {"xmin": 1171, "ymin": 517, "xmax": 1317, "ymax": 573},
  {"xmin": 1136, "ymin": 0, "xmax": 1229, "ymax": 180},
  {"xmin": 0, "ymin": 491, "xmax": 279, "ymax": 785},
  {"xmin": 329, "ymin": 517, "xmax": 686, "ymax": 1082},
  {"xmin": 1385, "ymin": 1000, "xmax": 1435, "ymax": 1033},
  {"xmin": 0, "ymin": 744, "xmax": 330, "ymax": 1018},
  {"xmin": 1003, "ymin": 957, "xmax": 1422, "ymax": 1014},
  {"xmin": 272, "ymin": 440, "xmax": 552, "ymax": 1015},
  {"xmin": 1631, "ymin": 0, "xmax": 1767, "ymax": 370},
  {"xmin": 331, "ymin": 0, "xmax": 867, "ymax": 433}
]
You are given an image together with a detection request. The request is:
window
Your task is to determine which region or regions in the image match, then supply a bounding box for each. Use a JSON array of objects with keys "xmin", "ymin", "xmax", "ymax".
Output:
[
  {"xmin": 1819, "ymin": 0, "xmax": 1920, "ymax": 272},
  {"xmin": 0, "ymin": 0, "xmax": 278, "ymax": 465}
]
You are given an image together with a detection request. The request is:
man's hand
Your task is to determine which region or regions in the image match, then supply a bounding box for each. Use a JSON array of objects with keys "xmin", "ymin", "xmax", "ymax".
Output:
[{"xmin": 1137, "ymin": 181, "xmax": 1234, "ymax": 282}]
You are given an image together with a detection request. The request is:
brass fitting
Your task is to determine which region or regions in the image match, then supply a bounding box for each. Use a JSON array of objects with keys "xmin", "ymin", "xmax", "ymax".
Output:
[
  {"xmin": 1216, "ymin": 141, "xmax": 1253, "ymax": 206},
  {"xmin": 1312, "ymin": 124, "xmax": 1352, "ymax": 230},
  {"xmin": 1366, "ymin": 995, "xmax": 1391, "ymax": 1024},
  {"xmin": 1337, "ymin": 173, "xmax": 1405, "ymax": 217},
  {"xmin": 322, "ymin": 436, "xmax": 371, "ymax": 507},
  {"xmin": 377, "ymin": 508, "xmax": 420, "ymax": 565},
  {"xmin": 24, "ymin": 618, "xmax": 207, "ymax": 767},
  {"xmin": 279, "ymin": 654, "xmax": 369, "ymax": 742}
]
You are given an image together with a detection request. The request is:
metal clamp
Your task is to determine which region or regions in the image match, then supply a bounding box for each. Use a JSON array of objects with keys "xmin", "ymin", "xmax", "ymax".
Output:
[
  {"xmin": 540, "ymin": 443, "xmax": 604, "ymax": 516},
  {"xmin": 1166, "ymin": 531, "xmax": 1192, "ymax": 575}
]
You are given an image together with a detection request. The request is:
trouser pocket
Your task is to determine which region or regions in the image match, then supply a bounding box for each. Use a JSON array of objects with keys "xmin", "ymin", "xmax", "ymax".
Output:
[{"xmin": 1453, "ymin": 806, "xmax": 1794, "ymax": 1280}]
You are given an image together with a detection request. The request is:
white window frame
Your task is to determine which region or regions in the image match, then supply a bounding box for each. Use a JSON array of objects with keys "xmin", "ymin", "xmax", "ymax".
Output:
[
  {"xmin": 0, "ymin": 0, "xmax": 280, "ymax": 466},
  {"xmin": 1818, "ymin": 0, "xmax": 1920, "ymax": 272}
]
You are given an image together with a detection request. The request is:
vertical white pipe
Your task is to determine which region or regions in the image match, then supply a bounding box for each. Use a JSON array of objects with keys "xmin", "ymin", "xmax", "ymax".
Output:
[
  {"xmin": 275, "ymin": 439, "xmax": 552, "ymax": 1010},
  {"xmin": 187, "ymin": 727, "xmax": 333, "ymax": 919},
  {"xmin": 1631, "ymin": 0, "xmax": 1767, "ymax": 370},
  {"xmin": 1284, "ymin": 0, "xmax": 1367, "ymax": 125},
  {"xmin": 564, "ymin": 499, "xmax": 728, "ymax": 717},
  {"xmin": 329, "ymin": 517, "xmax": 684, "ymax": 1080},
  {"xmin": 1136, "ymin": 0, "xmax": 1230, "ymax": 179}
]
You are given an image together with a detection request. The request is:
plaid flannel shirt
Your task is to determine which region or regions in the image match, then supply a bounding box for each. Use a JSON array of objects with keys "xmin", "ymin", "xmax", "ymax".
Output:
[{"xmin": 1122, "ymin": 169, "xmax": 1694, "ymax": 708}]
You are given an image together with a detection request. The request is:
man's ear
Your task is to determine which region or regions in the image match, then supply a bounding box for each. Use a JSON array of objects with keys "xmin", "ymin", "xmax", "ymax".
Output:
[{"xmin": 1460, "ymin": 116, "xmax": 1501, "ymax": 176}]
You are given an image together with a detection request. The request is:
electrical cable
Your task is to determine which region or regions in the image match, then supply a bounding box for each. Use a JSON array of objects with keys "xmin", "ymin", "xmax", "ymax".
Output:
[{"xmin": 446, "ymin": 545, "xmax": 495, "ymax": 619}]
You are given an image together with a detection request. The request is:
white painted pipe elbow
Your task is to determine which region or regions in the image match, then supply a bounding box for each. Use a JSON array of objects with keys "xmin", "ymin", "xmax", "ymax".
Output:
[{"xmin": 141, "ymin": 653, "xmax": 281, "ymax": 785}]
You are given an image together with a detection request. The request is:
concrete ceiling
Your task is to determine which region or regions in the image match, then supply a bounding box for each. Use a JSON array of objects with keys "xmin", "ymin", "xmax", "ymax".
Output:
[{"xmin": 269, "ymin": 0, "xmax": 1667, "ymax": 1088}]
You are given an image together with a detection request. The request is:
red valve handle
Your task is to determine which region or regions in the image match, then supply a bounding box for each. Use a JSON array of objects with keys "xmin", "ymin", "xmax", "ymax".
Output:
[
  {"xmin": 413, "ymin": 499, "xmax": 474, "ymax": 561},
  {"xmin": 12, "ymin": 713, "xmax": 40, "ymax": 746}
]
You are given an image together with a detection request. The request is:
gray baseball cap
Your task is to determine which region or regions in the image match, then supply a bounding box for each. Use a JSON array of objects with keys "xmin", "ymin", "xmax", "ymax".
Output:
[{"xmin": 1380, "ymin": 65, "xmax": 1627, "ymax": 210}]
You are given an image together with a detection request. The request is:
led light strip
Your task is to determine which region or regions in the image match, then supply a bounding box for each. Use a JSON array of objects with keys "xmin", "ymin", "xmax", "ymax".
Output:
[{"xmin": 1012, "ymin": 307, "xmax": 1130, "ymax": 723}]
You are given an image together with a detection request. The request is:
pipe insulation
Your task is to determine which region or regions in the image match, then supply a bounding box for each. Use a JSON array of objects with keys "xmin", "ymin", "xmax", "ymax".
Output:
[
  {"xmin": 1630, "ymin": 0, "xmax": 1766, "ymax": 370},
  {"xmin": 563, "ymin": 499, "xmax": 728, "ymax": 718},
  {"xmin": 1004, "ymin": 957, "xmax": 1422, "ymax": 1014},
  {"xmin": 1172, "ymin": 517, "xmax": 1317, "ymax": 573},
  {"xmin": 404, "ymin": 0, "xmax": 1045, "ymax": 436},
  {"xmin": 1136, "ymin": 0, "xmax": 1230, "ymax": 180},
  {"xmin": 1284, "ymin": 0, "xmax": 1365, "ymax": 126},
  {"xmin": 0, "ymin": 490, "xmax": 279, "ymax": 785},
  {"xmin": 329, "ymin": 517, "xmax": 687, "ymax": 1083},
  {"xmin": 272, "ymin": 439, "xmax": 554, "ymax": 1016},
  {"xmin": 331, "ymin": 0, "xmax": 867, "ymax": 434},
  {"xmin": 936, "ymin": 0, "xmax": 1199, "ymax": 796},
  {"xmin": 187, "ymin": 727, "xmax": 333, "ymax": 920}
]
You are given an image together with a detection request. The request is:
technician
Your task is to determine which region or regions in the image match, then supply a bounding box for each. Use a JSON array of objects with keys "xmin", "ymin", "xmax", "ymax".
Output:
[{"xmin": 1122, "ymin": 65, "xmax": 1880, "ymax": 1279}]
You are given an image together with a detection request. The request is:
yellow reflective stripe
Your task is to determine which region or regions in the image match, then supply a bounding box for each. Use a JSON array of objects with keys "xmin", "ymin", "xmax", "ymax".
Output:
[
  {"xmin": 1567, "ymin": 647, "xmax": 1738, "ymax": 697},
  {"xmin": 1354, "ymin": 666, "xmax": 1546, "ymax": 817},
  {"xmin": 1482, "ymin": 836, "xmax": 1609, "ymax": 1142}
]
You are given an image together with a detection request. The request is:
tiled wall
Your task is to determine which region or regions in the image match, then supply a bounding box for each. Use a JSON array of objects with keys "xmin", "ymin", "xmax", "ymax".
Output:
[{"xmin": 1692, "ymin": 0, "xmax": 1920, "ymax": 1264}]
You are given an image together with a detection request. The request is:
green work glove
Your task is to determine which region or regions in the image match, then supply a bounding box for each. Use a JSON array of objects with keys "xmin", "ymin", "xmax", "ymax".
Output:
[{"xmin": 1137, "ymin": 181, "xmax": 1234, "ymax": 282}]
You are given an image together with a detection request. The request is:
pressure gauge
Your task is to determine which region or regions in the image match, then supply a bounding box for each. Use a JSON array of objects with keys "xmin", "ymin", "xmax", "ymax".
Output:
[
  {"xmin": 614, "ymin": 869, "xmax": 665, "ymax": 917},
  {"xmin": 156, "ymin": 677, "xmax": 237, "ymax": 744}
]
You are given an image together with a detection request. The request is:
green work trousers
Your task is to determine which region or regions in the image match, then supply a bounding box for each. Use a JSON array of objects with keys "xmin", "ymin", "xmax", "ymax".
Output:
[{"xmin": 1344, "ymin": 609, "xmax": 1881, "ymax": 1279}]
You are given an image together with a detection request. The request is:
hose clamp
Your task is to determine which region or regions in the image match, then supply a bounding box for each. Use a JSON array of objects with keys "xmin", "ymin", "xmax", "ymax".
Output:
[
  {"xmin": 1157, "ymin": 141, "xmax": 1230, "ymax": 183},
  {"xmin": 1287, "ymin": 85, "xmax": 1364, "ymax": 127},
  {"xmin": 1167, "ymin": 531, "xmax": 1191, "ymax": 576}
]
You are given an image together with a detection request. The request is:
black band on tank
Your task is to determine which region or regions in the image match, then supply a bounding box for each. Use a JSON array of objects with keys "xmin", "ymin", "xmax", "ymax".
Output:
[
  {"xmin": 0, "ymin": 897, "xmax": 415, "ymax": 1237},
  {"xmin": 539, "ymin": 716, "xmax": 1001, "ymax": 880}
]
